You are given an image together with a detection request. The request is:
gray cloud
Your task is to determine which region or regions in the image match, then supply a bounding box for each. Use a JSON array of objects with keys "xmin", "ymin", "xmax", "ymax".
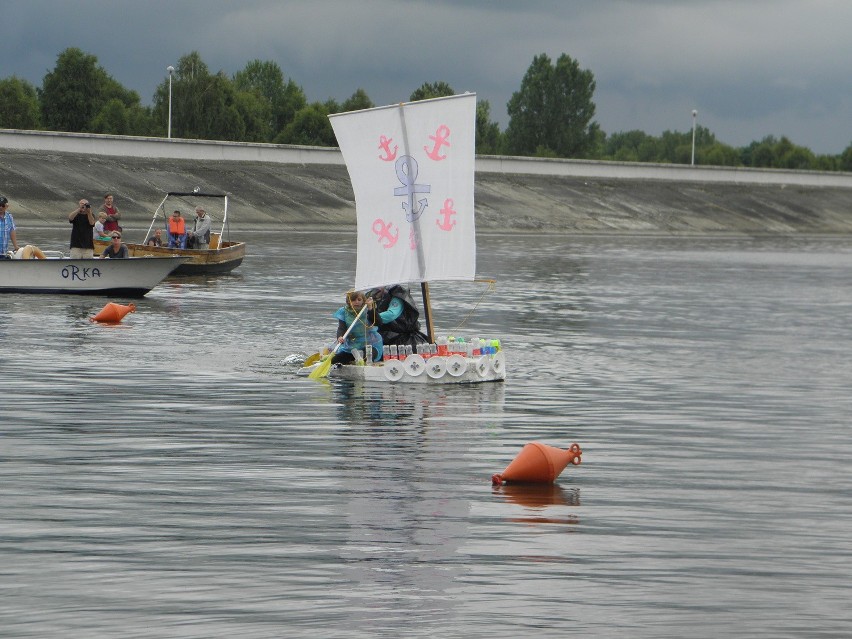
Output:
[{"xmin": 4, "ymin": 0, "xmax": 850, "ymax": 153}]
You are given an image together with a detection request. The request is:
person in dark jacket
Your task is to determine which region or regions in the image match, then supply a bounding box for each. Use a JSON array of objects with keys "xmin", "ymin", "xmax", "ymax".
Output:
[
  {"xmin": 370, "ymin": 284, "xmax": 429, "ymax": 349},
  {"xmin": 68, "ymin": 198, "xmax": 95, "ymax": 258}
]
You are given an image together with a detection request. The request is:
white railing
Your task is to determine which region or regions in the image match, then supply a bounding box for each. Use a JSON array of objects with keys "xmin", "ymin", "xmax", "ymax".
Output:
[{"xmin": 4, "ymin": 128, "xmax": 852, "ymax": 188}]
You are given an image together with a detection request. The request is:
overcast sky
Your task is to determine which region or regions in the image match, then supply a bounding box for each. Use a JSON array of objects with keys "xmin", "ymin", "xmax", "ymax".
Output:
[{"xmin": 3, "ymin": 0, "xmax": 851, "ymax": 154}]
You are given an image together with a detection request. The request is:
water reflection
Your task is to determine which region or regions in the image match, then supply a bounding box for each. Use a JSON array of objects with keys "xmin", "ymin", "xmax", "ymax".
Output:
[
  {"xmin": 494, "ymin": 483, "xmax": 580, "ymax": 508},
  {"xmin": 493, "ymin": 483, "xmax": 581, "ymax": 526},
  {"xmin": 3, "ymin": 230, "xmax": 852, "ymax": 637},
  {"xmin": 328, "ymin": 379, "xmax": 506, "ymax": 425},
  {"xmin": 332, "ymin": 380, "xmax": 432, "ymax": 425},
  {"xmin": 329, "ymin": 382, "xmax": 468, "ymax": 631}
]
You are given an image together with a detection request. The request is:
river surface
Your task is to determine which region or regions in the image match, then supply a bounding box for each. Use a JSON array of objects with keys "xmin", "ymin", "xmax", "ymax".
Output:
[{"xmin": 1, "ymin": 229, "xmax": 851, "ymax": 638}]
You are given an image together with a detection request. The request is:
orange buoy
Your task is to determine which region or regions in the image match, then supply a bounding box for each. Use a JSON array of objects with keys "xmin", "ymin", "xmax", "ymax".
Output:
[
  {"xmin": 491, "ymin": 442, "xmax": 582, "ymax": 485},
  {"xmin": 90, "ymin": 302, "xmax": 136, "ymax": 323}
]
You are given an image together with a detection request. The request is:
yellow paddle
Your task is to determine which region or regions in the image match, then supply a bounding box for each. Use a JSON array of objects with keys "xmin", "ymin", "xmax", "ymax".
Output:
[
  {"xmin": 304, "ymin": 352, "xmax": 322, "ymax": 366},
  {"xmin": 308, "ymin": 304, "xmax": 369, "ymax": 379}
]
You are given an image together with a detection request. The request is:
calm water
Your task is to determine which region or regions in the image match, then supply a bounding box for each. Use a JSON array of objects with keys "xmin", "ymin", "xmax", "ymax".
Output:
[{"xmin": 1, "ymin": 229, "xmax": 851, "ymax": 638}]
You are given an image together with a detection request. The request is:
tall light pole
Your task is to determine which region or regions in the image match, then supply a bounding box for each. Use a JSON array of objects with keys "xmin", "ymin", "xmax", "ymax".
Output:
[
  {"xmin": 691, "ymin": 109, "xmax": 697, "ymax": 165},
  {"xmin": 167, "ymin": 65, "xmax": 175, "ymax": 139}
]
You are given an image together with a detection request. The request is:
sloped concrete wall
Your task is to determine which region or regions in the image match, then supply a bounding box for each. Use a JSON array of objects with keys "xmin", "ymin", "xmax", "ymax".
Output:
[{"xmin": 2, "ymin": 129, "xmax": 851, "ymax": 233}]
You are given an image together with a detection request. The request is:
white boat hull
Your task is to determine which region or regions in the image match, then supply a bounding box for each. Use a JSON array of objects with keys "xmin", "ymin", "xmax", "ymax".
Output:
[
  {"xmin": 298, "ymin": 352, "xmax": 506, "ymax": 384},
  {"xmin": 0, "ymin": 257, "xmax": 190, "ymax": 296}
]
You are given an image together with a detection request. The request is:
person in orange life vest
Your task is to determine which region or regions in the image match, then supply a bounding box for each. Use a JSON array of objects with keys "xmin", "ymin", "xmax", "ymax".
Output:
[
  {"xmin": 167, "ymin": 210, "xmax": 187, "ymax": 248},
  {"xmin": 99, "ymin": 193, "xmax": 121, "ymax": 233}
]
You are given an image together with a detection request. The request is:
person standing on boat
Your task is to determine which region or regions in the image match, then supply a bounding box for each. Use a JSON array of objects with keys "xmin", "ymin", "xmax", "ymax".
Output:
[
  {"xmin": 187, "ymin": 206, "xmax": 211, "ymax": 250},
  {"xmin": 0, "ymin": 196, "xmax": 21, "ymax": 257},
  {"xmin": 68, "ymin": 198, "xmax": 95, "ymax": 258},
  {"xmin": 331, "ymin": 291, "xmax": 383, "ymax": 366},
  {"xmin": 167, "ymin": 210, "xmax": 187, "ymax": 248},
  {"xmin": 100, "ymin": 232, "xmax": 129, "ymax": 258},
  {"xmin": 99, "ymin": 193, "xmax": 121, "ymax": 234},
  {"xmin": 370, "ymin": 285, "xmax": 429, "ymax": 349}
]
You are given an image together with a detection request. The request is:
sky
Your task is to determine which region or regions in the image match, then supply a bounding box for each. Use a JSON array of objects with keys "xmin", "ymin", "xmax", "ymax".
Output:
[{"xmin": 3, "ymin": 0, "xmax": 851, "ymax": 155}]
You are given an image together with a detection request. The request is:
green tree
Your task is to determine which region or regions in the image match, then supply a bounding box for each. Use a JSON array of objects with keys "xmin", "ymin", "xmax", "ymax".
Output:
[
  {"xmin": 814, "ymin": 154, "xmax": 838, "ymax": 171},
  {"xmin": 0, "ymin": 76, "xmax": 41, "ymax": 129},
  {"xmin": 89, "ymin": 99, "xmax": 154, "ymax": 136},
  {"xmin": 90, "ymin": 98, "xmax": 129, "ymax": 134},
  {"xmin": 233, "ymin": 59, "xmax": 306, "ymax": 139},
  {"xmin": 410, "ymin": 81, "xmax": 455, "ymax": 102},
  {"xmin": 702, "ymin": 142, "xmax": 741, "ymax": 166},
  {"xmin": 778, "ymin": 143, "xmax": 815, "ymax": 170},
  {"xmin": 153, "ymin": 52, "xmax": 248, "ymax": 140},
  {"xmin": 475, "ymin": 99, "xmax": 502, "ymax": 155},
  {"xmin": 275, "ymin": 103, "xmax": 336, "ymax": 146},
  {"xmin": 839, "ymin": 143, "xmax": 852, "ymax": 171},
  {"xmin": 603, "ymin": 130, "xmax": 658, "ymax": 161},
  {"xmin": 231, "ymin": 90, "xmax": 270, "ymax": 142},
  {"xmin": 741, "ymin": 136, "xmax": 777, "ymax": 167},
  {"xmin": 40, "ymin": 48, "xmax": 138, "ymax": 132},
  {"xmin": 323, "ymin": 97, "xmax": 341, "ymax": 114},
  {"xmin": 739, "ymin": 135, "xmax": 814, "ymax": 169},
  {"xmin": 340, "ymin": 88, "xmax": 374, "ymax": 113},
  {"xmin": 505, "ymin": 53, "xmax": 597, "ymax": 158}
]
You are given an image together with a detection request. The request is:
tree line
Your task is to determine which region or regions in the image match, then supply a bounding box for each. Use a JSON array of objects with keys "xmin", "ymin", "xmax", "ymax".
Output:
[{"xmin": 2, "ymin": 48, "xmax": 852, "ymax": 171}]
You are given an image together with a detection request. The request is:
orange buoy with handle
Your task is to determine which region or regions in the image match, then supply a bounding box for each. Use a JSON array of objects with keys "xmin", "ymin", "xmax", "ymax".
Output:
[
  {"xmin": 491, "ymin": 442, "xmax": 582, "ymax": 485},
  {"xmin": 90, "ymin": 302, "xmax": 136, "ymax": 323}
]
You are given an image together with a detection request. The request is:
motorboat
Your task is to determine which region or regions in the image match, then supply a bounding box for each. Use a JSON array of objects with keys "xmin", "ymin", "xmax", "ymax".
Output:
[
  {"xmin": 0, "ymin": 255, "xmax": 190, "ymax": 296},
  {"xmin": 93, "ymin": 191, "xmax": 244, "ymax": 276}
]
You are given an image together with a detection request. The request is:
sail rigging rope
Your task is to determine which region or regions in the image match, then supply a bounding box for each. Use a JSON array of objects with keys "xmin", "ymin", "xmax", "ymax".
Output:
[{"xmin": 449, "ymin": 279, "xmax": 496, "ymax": 333}]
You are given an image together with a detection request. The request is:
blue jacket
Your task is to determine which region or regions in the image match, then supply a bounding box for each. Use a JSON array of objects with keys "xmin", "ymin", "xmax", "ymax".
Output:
[{"xmin": 333, "ymin": 306, "xmax": 383, "ymax": 360}]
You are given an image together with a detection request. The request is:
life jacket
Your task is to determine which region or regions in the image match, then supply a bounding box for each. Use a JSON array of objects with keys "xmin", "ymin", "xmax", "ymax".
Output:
[{"xmin": 169, "ymin": 217, "xmax": 186, "ymax": 236}]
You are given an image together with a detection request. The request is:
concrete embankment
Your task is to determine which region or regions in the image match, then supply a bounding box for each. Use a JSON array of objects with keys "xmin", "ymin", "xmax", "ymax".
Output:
[{"xmin": 2, "ymin": 129, "xmax": 852, "ymax": 234}]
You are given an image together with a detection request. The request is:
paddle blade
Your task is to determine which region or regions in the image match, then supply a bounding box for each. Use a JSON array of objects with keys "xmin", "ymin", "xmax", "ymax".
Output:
[
  {"xmin": 304, "ymin": 352, "xmax": 321, "ymax": 366},
  {"xmin": 308, "ymin": 355, "xmax": 333, "ymax": 379}
]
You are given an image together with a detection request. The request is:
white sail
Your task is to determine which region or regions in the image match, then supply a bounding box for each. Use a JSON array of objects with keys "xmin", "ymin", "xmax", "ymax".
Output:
[{"xmin": 329, "ymin": 93, "xmax": 476, "ymax": 291}]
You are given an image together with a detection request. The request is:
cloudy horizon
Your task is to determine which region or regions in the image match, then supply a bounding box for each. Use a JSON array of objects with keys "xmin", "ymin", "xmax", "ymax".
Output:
[{"xmin": 4, "ymin": 0, "xmax": 851, "ymax": 154}]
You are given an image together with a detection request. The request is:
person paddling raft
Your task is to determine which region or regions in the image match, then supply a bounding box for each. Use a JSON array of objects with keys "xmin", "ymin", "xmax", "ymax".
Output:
[{"xmin": 330, "ymin": 290, "xmax": 384, "ymax": 366}]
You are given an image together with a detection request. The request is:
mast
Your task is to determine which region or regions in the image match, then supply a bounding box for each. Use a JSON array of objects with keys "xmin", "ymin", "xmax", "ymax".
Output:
[
  {"xmin": 397, "ymin": 103, "xmax": 428, "ymax": 282},
  {"xmin": 420, "ymin": 282, "xmax": 435, "ymax": 343},
  {"xmin": 399, "ymin": 102, "xmax": 435, "ymax": 343}
]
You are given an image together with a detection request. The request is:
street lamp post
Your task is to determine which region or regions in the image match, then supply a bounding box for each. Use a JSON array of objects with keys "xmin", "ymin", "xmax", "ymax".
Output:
[
  {"xmin": 691, "ymin": 109, "xmax": 697, "ymax": 165},
  {"xmin": 167, "ymin": 65, "xmax": 175, "ymax": 139}
]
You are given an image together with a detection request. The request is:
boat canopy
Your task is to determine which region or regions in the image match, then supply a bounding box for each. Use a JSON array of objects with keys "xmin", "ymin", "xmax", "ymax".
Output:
[
  {"xmin": 143, "ymin": 191, "xmax": 231, "ymax": 244},
  {"xmin": 165, "ymin": 191, "xmax": 227, "ymax": 198}
]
